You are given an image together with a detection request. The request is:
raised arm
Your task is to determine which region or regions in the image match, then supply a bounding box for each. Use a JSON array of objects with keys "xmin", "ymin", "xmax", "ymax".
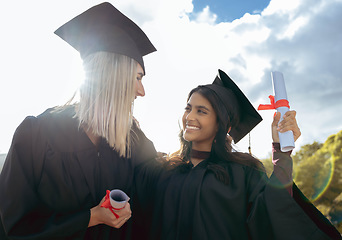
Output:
[{"xmin": 271, "ymin": 110, "xmax": 301, "ymax": 195}]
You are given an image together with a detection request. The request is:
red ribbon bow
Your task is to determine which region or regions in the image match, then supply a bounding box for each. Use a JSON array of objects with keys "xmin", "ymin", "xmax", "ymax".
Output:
[
  {"xmin": 258, "ymin": 95, "xmax": 290, "ymax": 110},
  {"xmin": 100, "ymin": 190, "xmax": 125, "ymax": 219}
]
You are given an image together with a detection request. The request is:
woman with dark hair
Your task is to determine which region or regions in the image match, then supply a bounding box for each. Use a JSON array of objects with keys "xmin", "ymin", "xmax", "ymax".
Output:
[{"xmin": 136, "ymin": 69, "xmax": 341, "ymax": 239}]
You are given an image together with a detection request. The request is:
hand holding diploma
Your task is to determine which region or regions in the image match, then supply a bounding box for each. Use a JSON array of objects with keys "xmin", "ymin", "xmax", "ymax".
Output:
[
  {"xmin": 258, "ymin": 71, "xmax": 297, "ymax": 151},
  {"xmin": 272, "ymin": 111, "xmax": 301, "ymax": 144},
  {"xmin": 89, "ymin": 190, "xmax": 131, "ymax": 228},
  {"xmin": 101, "ymin": 189, "xmax": 130, "ymax": 218}
]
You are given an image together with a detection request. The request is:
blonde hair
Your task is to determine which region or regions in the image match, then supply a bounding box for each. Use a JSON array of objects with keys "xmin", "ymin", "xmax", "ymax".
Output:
[{"xmin": 76, "ymin": 52, "xmax": 137, "ymax": 157}]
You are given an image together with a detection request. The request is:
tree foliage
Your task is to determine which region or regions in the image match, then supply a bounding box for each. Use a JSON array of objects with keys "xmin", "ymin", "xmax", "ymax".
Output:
[{"xmin": 261, "ymin": 130, "xmax": 342, "ymax": 233}]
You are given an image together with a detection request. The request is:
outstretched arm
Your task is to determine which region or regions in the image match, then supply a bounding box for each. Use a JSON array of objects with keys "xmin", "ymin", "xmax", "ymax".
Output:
[{"xmin": 271, "ymin": 110, "xmax": 301, "ymax": 196}]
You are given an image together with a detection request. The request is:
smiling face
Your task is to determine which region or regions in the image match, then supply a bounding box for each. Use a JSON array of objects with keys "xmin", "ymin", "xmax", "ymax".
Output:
[
  {"xmin": 134, "ymin": 63, "xmax": 145, "ymax": 98},
  {"xmin": 182, "ymin": 92, "xmax": 218, "ymax": 151}
]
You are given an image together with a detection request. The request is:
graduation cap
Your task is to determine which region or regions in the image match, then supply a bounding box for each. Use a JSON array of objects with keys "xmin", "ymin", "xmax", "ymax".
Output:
[
  {"xmin": 54, "ymin": 2, "xmax": 156, "ymax": 74},
  {"xmin": 202, "ymin": 69, "xmax": 262, "ymax": 143}
]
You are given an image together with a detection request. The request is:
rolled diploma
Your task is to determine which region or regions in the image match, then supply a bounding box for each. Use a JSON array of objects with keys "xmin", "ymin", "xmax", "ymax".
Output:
[
  {"xmin": 109, "ymin": 189, "xmax": 130, "ymax": 210},
  {"xmin": 272, "ymin": 71, "xmax": 295, "ymax": 152}
]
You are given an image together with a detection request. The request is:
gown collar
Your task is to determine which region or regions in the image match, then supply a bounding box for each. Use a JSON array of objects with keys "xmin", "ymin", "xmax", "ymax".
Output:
[
  {"xmin": 189, "ymin": 149, "xmax": 211, "ymax": 169},
  {"xmin": 190, "ymin": 149, "xmax": 211, "ymax": 160}
]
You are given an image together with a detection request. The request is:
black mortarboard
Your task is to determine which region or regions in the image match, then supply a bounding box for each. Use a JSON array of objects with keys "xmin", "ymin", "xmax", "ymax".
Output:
[
  {"xmin": 54, "ymin": 2, "xmax": 156, "ymax": 74},
  {"xmin": 202, "ymin": 69, "xmax": 262, "ymax": 143}
]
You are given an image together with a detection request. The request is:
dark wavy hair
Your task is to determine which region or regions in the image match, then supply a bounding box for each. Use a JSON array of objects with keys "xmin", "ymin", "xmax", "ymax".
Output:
[{"xmin": 167, "ymin": 86, "xmax": 264, "ymax": 184}]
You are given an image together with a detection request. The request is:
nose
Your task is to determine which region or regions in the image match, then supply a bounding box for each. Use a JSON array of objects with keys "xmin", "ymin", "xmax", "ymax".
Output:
[
  {"xmin": 185, "ymin": 110, "xmax": 195, "ymax": 121},
  {"xmin": 136, "ymin": 80, "xmax": 145, "ymax": 97}
]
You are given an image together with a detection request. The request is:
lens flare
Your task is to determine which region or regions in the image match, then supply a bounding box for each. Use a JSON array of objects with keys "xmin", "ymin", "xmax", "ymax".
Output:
[{"xmin": 311, "ymin": 155, "xmax": 335, "ymax": 202}]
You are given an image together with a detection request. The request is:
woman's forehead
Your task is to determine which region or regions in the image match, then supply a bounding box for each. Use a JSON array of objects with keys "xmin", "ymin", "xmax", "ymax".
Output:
[{"xmin": 188, "ymin": 92, "xmax": 213, "ymax": 109}]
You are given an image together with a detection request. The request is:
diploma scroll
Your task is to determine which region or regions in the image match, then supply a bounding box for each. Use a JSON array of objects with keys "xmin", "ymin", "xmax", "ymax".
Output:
[
  {"xmin": 109, "ymin": 189, "xmax": 130, "ymax": 210},
  {"xmin": 271, "ymin": 71, "xmax": 295, "ymax": 152},
  {"xmin": 101, "ymin": 189, "xmax": 130, "ymax": 218}
]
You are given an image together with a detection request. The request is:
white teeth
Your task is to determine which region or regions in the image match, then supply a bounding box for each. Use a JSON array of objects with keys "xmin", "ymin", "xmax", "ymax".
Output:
[{"xmin": 186, "ymin": 125, "xmax": 199, "ymax": 130}]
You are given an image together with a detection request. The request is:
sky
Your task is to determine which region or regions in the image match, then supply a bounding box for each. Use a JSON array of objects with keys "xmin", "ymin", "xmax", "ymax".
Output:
[
  {"xmin": 1, "ymin": 0, "xmax": 342, "ymax": 159},
  {"xmin": 191, "ymin": 0, "xmax": 270, "ymax": 22}
]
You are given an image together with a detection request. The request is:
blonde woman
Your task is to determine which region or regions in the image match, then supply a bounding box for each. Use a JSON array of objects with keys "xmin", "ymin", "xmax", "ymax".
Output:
[{"xmin": 0, "ymin": 2, "xmax": 156, "ymax": 239}]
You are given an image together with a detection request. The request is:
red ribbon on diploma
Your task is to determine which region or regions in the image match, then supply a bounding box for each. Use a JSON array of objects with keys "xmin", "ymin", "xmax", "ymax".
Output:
[
  {"xmin": 100, "ymin": 190, "xmax": 125, "ymax": 219},
  {"xmin": 258, "ymin": 95, "xmax": 290, "ymax": 110}
]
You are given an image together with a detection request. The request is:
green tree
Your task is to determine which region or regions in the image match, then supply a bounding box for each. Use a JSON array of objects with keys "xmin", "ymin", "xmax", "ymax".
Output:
[
  {"xmin": 292, "ymin": 141, "xmax": 323, "ymax": 167},
  {"xmin": 294, "ymin": 130, "xmax": 342, "ymax": 232},
  {"xmin": 260, "ymin": 130, "xmax": 342, "ymax": 232}
]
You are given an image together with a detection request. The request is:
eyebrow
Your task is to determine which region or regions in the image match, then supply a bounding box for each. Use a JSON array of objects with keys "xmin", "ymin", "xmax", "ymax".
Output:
[
  {"xmin": 187, "ymin": 103, "xmax": 210, "ymax": 112},
  {"xmin": 198, "ymin": 105, "xmax": 210, "ymax": 111}
]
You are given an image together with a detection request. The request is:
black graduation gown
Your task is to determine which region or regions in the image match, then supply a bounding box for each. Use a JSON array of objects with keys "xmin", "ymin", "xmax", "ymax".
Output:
[
  {"xmin": 0, "ymin": 106, "xmax": 157, "ymax": 240},
  {"xmin": 135, "ymin": 152, "xmax": 341, "ymax": 240}
]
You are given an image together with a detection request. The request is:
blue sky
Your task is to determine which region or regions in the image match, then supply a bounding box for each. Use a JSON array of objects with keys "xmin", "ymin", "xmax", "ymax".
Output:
[
  {"xmin": 1, "ymin": 0, "xmax": 342, "ymax": 159},
  {"xmin": 191, "ymin": 0, "xmax": 270, "ymax": 22}
]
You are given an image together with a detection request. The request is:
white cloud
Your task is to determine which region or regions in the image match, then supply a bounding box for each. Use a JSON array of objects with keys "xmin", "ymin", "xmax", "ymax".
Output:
[
  {"xmin": 193, "ymin": 6, "xmax": 217, "ymax": 24},
  {"xmin": 263, "ymin": 0, "xmax": 301, "ymax": 16},
  {"xmin": 277, "ymin": 16, "xmax": 308, "ymax": 39}
]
